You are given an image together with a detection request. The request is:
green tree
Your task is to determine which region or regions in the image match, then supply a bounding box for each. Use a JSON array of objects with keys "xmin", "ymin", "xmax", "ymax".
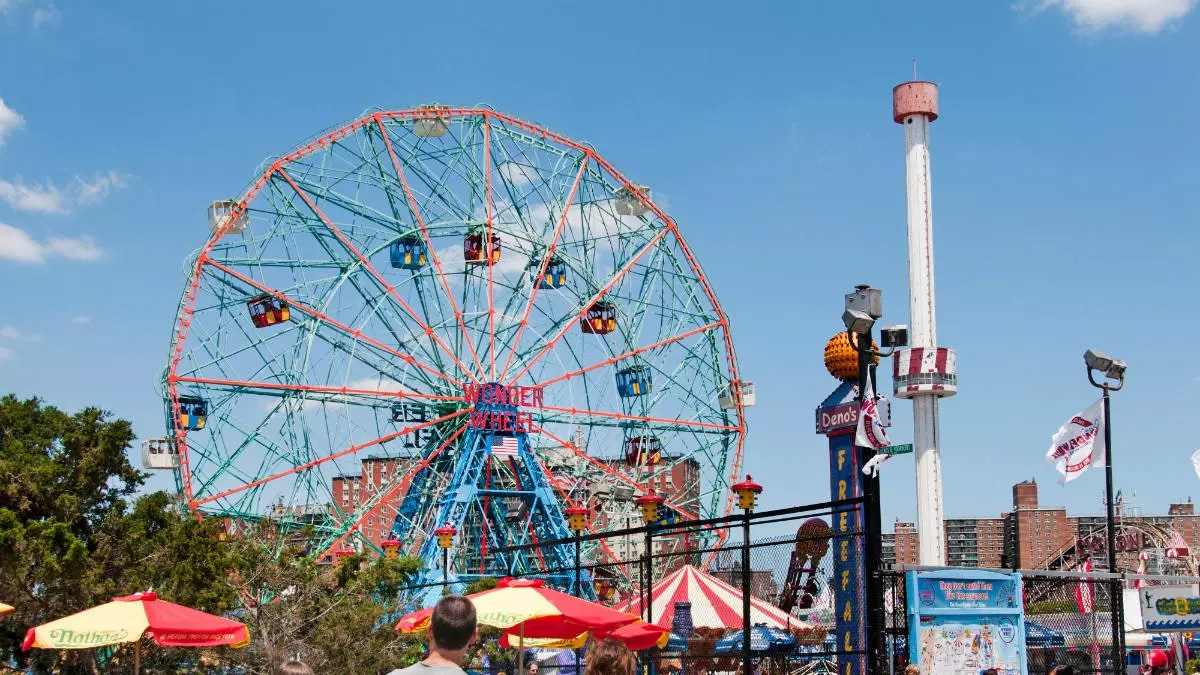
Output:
[
  {"xmin": 0, "ymin": 395, "xmax": 242, "ymax": 673},
  {"xmin": 221, "ymin": 528, "xmax": 428, "ymax": 674}
]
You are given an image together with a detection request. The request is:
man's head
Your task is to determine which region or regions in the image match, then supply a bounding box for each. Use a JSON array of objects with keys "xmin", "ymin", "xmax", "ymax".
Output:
[
  {"xmin": 429, "ymin": 595, "xmax": 477, "ymax": 654},
  {"xmin": 529, "ymin": 662, "xmax": 540, "ymax": 675}
]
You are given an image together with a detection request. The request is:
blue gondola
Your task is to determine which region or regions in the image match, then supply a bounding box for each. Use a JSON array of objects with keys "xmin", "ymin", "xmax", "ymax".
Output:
[
  {"xmin": 178, "ymin": 396, "xmax": 208, "ymax": 431},
  {"xmin": 390, "ymin": 235, "xmax": 428, "ymax": 270},
  {"xmin": 534, "ymin": 257, "xmax": 567, "ymax": 289},
  {"xmin": 615, "ymin": 365, "xmax": 652, "ymax": 398}
]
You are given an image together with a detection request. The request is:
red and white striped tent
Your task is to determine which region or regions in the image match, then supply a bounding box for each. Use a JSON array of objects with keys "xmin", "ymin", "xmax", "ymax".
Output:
[{"xmin": 612, "ymin": 564, "xmax": 803, "ymax": 630}]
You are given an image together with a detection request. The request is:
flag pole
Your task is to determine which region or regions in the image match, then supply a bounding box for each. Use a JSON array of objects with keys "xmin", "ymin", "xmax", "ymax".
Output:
[
  {"xmin": 1101, "ymin": 388, "xmax": 1123, "ymax": 667},
  {"xmin": 1084, "ymin": 350, "xmax": 1126, "ymax": 669}
]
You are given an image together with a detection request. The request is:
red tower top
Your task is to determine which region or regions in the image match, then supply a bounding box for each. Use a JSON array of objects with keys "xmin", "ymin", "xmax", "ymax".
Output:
[{"xmin": 892, "ymin": 81, "xmax": 939, "ymax": 123}]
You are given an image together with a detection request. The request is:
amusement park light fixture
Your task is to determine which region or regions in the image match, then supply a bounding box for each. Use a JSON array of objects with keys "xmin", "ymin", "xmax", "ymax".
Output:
[
  {"xmin": 881, "ymin": 325, "xmax": 909, "ymax": 349},
  {"xmin": 1084, "ymin": 349, "xmax": 1127, "ymax": 385},
  {"xmin": 841, "ymin": 309, "xmax": 875, "ymax": 336}
]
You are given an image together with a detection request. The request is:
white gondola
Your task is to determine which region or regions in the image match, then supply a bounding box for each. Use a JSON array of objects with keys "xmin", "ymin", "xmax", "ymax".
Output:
[
  {"xmin": 141, "ymin": 438, "xmax": 179, "ymax": 470},
  {"xmin": 614, "ymin": 185, "xmax": 651, "ymax": 216},
  {"xmin": 208, "ymin": 199, "xmax": 247, "ymax": 234},
  {"xmin": 718, "ymin": 381, "xmax": 756, "ymax": 409},
  {"xmin": 413, "ymin": 104, "xmax": 451, "ymax": 138}
]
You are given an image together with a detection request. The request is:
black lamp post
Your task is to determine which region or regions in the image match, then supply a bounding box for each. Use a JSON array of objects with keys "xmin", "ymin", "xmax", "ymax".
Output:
[
  {"xmin": 565, "ymin": 504, "xmax": 591, "ymax": 675},
  {"xmin": 843, "ymin": 284, "xmax": 907, "ymax": 674},
  {"xmin": 635, "ymin": 493, "xmax": 665, "ymax": 624},
  {"xmin": 732, "ymin": 475, "xmax": 763, "ymax": 675},
  {"xmin": 1084, "ymin": 349, "xmax": 1126, "ymax": 667},
  {"xmin": 434, "ymin": 523, "xmax": 457, "ymax": 592},
  {"xmin": 635, "ymin": 493, "xmax": 665, "ymax": 675}
]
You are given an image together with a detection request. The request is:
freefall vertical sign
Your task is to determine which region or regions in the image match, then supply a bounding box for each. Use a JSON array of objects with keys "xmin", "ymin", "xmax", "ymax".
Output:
[
  {"xmin": 816, "ymin": 381, "xmax": 866, "ymax": 675},
  {"xmin": 892, "ymin": 80, "xmax": 958, "ymax": 566}
]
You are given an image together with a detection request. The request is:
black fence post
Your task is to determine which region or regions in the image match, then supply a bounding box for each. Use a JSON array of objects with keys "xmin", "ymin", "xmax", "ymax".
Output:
[{"xmin": 742, "ymin": 511, "xmax": 752, "ymax": 675}]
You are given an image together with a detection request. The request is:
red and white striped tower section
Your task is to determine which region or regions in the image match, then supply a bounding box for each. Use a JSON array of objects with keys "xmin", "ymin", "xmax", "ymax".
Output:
[{"xmin": 892, "ymin": 80, "xmax": 957, "ymax": 566}]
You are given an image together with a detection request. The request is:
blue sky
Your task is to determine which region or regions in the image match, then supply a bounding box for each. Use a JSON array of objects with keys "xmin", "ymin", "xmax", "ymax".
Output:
[{"xmin": 1, "ymin": 0, "xmax": 1198, "ymax": 530}]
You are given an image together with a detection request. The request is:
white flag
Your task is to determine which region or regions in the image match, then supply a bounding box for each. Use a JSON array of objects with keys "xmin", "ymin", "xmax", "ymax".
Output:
[
  {"xmin": 1046, "ymin": 400, "xmax": 1106, "ymax": 485},
  {"xmin": 856, "ymin": 378, "xmax": 891, "ymax": 450},
  {"xmin": 1191, "ymin": 449, "xmax": 1200, "ymax": 481}
]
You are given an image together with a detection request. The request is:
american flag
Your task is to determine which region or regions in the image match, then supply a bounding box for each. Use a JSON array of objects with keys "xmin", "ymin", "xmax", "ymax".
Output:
[{"xmin": 491, "ymin": 435, "xmax": 519, "ymax": 456}]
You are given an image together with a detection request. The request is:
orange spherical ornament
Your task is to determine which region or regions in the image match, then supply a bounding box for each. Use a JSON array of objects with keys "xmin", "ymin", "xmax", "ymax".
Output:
[{"xmin": 824, "ymin": 332, "xmax": 879, "ymax": 381}]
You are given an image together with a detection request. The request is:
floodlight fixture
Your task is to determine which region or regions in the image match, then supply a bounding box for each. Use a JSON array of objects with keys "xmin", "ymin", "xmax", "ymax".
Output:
[
  {"xmin": 845, "ymin": 284, "xmax": 883, "ymax": 319},
  {"xmin": 881, "ymin": 325, "xmax": 909, "ymax": 349},
  {"xmin": 842, "ymin": 309, "xmax": 875, "ymax": 336},
  {"xmin": 1084, "ymin": 349, "xmax": 1127, "ymax": 381}
]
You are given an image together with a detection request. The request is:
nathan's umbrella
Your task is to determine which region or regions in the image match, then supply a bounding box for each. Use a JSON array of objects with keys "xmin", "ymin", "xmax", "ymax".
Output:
[
  {"xmin": 397, "ymin": 578, "xmax": 639, "ymax": 673},
  {"xmin": 0, "ymin": 603, "xmax": 13, "ymax": 617},
  {"xmin": 500, "ymin": 620, "xmax": 675, "ymax": 652},
  {"xmin": 22, "ymin": 592, "xmax": 249, "ymax": 674}
]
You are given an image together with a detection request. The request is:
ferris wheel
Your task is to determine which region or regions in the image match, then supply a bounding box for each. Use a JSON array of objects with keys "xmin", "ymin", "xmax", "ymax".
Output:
[{"xmin": 155, "ymin": 105, "xmax": 751, "ymax": 586}]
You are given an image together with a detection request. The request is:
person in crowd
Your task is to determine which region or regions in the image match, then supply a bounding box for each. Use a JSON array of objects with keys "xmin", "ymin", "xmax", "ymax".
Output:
[
  {"xmin": 528, "ymin": 661, "xmax": 540, "ymax": 675},
  {"xmin": 276, "ymin": 659, "xmax": 315, "ymax": 675},
  {"xmin": 388, "ymin": 595, "xmax": 478, "ymax": 675},
  {"xmin": 982, "ymin": 669, "xmax": 998, "ymax": 675},
  {"xmin": 904, "ymin": 666, "xmax": 920, "ymax": 675},
  {"xmin": 1048, "ymin": 665, "xmax": 1075, "ymax": 675},
  {"xmin": 583, "ymin": 639, "xmax": 636, "ymax": 675}
]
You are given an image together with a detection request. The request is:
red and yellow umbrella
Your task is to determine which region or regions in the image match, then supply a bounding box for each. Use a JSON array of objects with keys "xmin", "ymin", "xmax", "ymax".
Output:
[
  {"xmin": 499, "ymin": 619, "xmax": 671, "ymax": 651},
  {"xmin": 22, "ymin": 592, "xmax": 248, "ymax": 673},
  {"xmin": 397, "ymin": 577, "xmax": 638, "ymax": 639}
]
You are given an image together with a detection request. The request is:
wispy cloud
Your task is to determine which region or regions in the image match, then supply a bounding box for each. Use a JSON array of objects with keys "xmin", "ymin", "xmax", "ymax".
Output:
[
  {"xmin": 0, "ymin": 324, "xmax": 40, "ymax": 342},
  {"xmin": 73, "ymin": 170, "xmax": 129, "ymax": 205},
  {"xmin": 0, "ymin": 223, "xmax": 103, "ymax": 263},
  {"xmin": 0, "ymin": 171, "xmax": 130, "ymax": 214},
  {"xmin": 70, "ymin": 315, "xmax": 91, "ymax": 324},
  {"xmin": 31, "ymin": 3, "xmax": 57, "ymax": 27},
  {"xmin": 0, "ymin": 99, "xmax": 24, "ymax": 146},
  {"xmin": 0, "ymin": 345, "xmax": 13, "ymax": 361},
  {"xmin": 498, "ymin": 162, "xmax": 537, "ymax": 186},
  {"xmin": 1030, "ymin": 0, "xmax": 1197, "ymax": 33},
  {"xmin": 0, "ymin": 178, "xmax": 66, "ymax": 213}
]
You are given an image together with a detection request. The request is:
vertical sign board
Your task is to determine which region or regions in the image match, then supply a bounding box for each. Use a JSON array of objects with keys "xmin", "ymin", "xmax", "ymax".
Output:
[
  {"xmin": 907, "ymin": 570, "xmax": 1027, "ymax": 675},
  {"xmin": 829, "ymin": 429, "xmax": 866, "ymax": 675}
]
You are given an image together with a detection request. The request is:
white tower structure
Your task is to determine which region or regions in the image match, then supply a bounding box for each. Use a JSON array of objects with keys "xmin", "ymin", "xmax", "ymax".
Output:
[{"xmin": 892, "ymin": 80, "xmax": 957, "ymax": 566}]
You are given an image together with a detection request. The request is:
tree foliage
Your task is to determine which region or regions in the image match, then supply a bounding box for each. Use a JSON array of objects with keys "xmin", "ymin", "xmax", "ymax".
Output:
[
  {"xmin": 0, "ymin": 394, "xmax": 459, "ymax": 674},
  {"xmin": 0, "ymin": 395, "xmax": 244, "ymax": 673},
  {"xmin": 220, "ymin": 531, "xmax": 428, "ymax": 674}
]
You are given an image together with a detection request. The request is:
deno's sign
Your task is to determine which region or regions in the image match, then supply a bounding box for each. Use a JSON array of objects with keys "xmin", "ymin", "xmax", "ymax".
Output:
[{"xmin": 816, "ymin": 398, "xmax": 891, "ymax": 435}]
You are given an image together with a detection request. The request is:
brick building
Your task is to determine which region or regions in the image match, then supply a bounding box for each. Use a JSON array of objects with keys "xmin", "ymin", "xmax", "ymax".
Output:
[
  {"xmin": 1002, "ymin": 480, "xmax": 1075, "ymax": 569},
  {"xmin": 946, "ymin": 518, "xmax": 1005, "ymax": 568},
  {"xmin": 883, "ymin": 480, "xmax": 1200, "ymax": 572},
  {"xmin": 330, "ymin": 455, "xmax": 412, "ymax": 550}
]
